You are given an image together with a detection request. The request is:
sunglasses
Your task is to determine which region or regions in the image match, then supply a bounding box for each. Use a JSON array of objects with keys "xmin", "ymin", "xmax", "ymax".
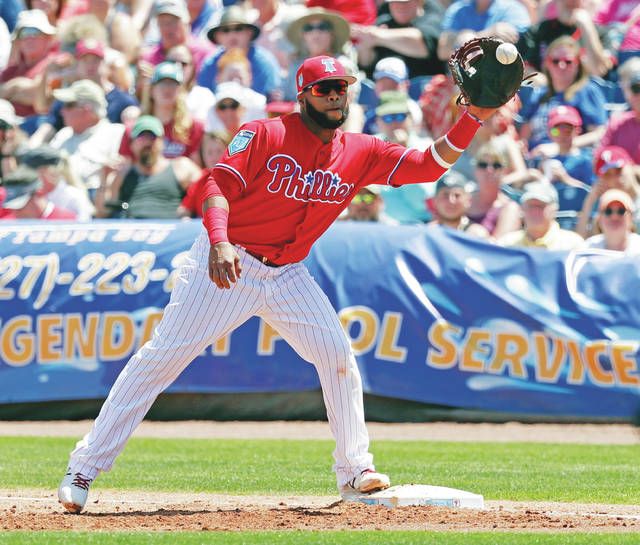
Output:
[
  {"xmin": 167, "ymin": 59, "xmax": 190, "ymax": 67},
  {"xmin": 218, "ymin": 25, "xmax": 248, "ymax": 34},
  {"xmin": 0, "ymin": 120, "xmax": 12, "ymax": 130},
  {"xmin": 550, "ymin": 57, "xmax": 576, "ymax": 66},
  {"xmin": 217, "ymin": 101, "xmax": 240, "ymax": 110},
  {"xmin": 630, "ymin": 83, "xmax": 640, "ymax": 95},
  {"xmin": 306, "ymin": 79, "xmax": 348, "ymax": 97},
  {"xmin": 352, "ymin": 193, "xmax": 376, "ymax": 205},
  {"xmin": 61, "ymin": 101, "xmax": 79, "ymax": 109},
  {"xmin": 476, "ymin": 161, "xmax": 504, "ymax": 170},
  {"xmin": 603, "ymin": 207, "xmax": 627, "ymax": 217},
  {"xmin": 380, "ymin": 112, "xmax": 408, "ymax": 124},
  {"xmin": 303, "ymin": 22, "xmax": 332, "ymax": 33},
  {"xmin": 18, "ymin": 27, "xmax": 44, "ymax": 39}
]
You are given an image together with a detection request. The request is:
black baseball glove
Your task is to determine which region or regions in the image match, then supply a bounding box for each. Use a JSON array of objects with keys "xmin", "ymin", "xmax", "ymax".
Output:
[{"xmin": 449, "ymin": 37, "xmax": 525, "ymax": 109}]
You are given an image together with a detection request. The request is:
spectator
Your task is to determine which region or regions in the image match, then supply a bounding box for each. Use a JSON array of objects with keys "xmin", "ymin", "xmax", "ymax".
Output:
[
  {"xmin": 249, "ymin": 0, "xmax": 307, "ymax": 71},
  {"xmin": 165, "ymin": 43, "xmax": 216, "ymax": 121},
  {"xmin": 198, "ymin": 5, "xmax": 281, "ymax": 99},
  {"xmin": 0, "ymin": 164, "xmax": 77, "ymax": 219},
  {"xmin": 341, "ymin": 185, "xmax": 397, "ymax": 224},
  {"xmin": 583, "ymin": 188, "xmax": 640, "ymax": 254},
  {"xmin": 20, "ymin": 145, "xmax": 95, "ymax": 221},
  {"xmin": 187, "ymin": 0, "xmax": 223, "ymax": 42},
  {"xmin": 374, "ymin": 90, "xmax": 430, "ymax": 150},
  {"xmin": 576, "ymin": 145, "xmax": 640, "ymax": 237},
  {"xmin": 467, "ymin": 141, "xmax": 522, "ymax": 239},
  {"xmin": 31, "ymin": 39, "xmax": 140, "ymax": 147},
  {"xmin": 594, "ymin": 1, "xmax": 640, "ymax": 66},
  {"xmin": 49, "ymin": 79, "xmax": 125, "ymax": 197},
  {"xmin": 140, "ymin": 0, "xmax": 215, "ymax": 74},
  {"xmin": 0, "ymin": 99, "xmax": 25, "ymax": 179},
  {"xmin": 205, "ymin": 80, "xmax": 266, "ymax": 136},
  {"xmin": 362, "ymin": 56, "xmax": 422, "ymax": 135},
  {"xmin": 307, "ymin": 0, "xmax": 377, "ymax": 26},
  {"xmin": 437, "ymin": 0, "xmax": 531, "ymax": 61},
  {"xmin": 178, "ymin": 129, "xmax": 231, "ymax": 217},
  {"xmin": 597, "ymin": 60, "xmax": 640, "ymax": 168},
  {"xmin": 98, "ymin": 115, "xmax": 201, "ymax": 218},
  {"xmin": 499, "ymin": 181, "xmax": 583, "ymax": 249},
  {"xmin": 518, "ymin": 35, "xmax": 607, "ymax": 155},
  {"xmin": 351, "ymin": 0, "xmax": 445, "ymax": 78},
  {"xmin": 428, "ymin": 171, "xmax": 490, "ymax": 238},
  {"xmin": 283, "ymin": 8, "xmax": 353, "ymax": 101},
  {"xmin": 122, "ymin": 62, "xmax": 205, "ymax": 165},
  {"xmin": 0, "ymin": 10, "xmax": 59, "ymax": 121}
]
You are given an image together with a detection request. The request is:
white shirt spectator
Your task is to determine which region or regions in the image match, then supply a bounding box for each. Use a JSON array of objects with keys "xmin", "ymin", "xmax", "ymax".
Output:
[{"xmin": 583, "ymin": 233, "xmax": 640, "ymax": 256}]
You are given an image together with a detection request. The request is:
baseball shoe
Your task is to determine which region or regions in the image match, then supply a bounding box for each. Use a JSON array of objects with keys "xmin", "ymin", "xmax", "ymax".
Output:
[
  {"xmin": 341, "ymin": 468, "xmax": 390, "ymax": 496},
  {"xmin": 58, "ymin": 468, "xmax": 93, "ymax": 514}
]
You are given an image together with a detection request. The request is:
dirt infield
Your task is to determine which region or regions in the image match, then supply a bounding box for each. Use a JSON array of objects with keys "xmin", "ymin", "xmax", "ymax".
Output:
[{"xmin": 1, "ymin": 421, "xmax": 638, "ymax": 532}]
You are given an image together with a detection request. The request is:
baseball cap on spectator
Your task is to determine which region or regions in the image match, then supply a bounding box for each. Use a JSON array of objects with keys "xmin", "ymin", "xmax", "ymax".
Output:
[
  {"xmin": 435, "ymin": 171, "xmax": 472, "ymax": 194},
  {"xmin": 11, "ymin": 9, "xmax": 56, "ymax": 40},
  {"xmin": 0, "ymin": 165, "xmax": 42, "ymax": 209},
  {"xmin": 214, "ymin": 81, "xmax": 249, "ymax": 108},
  {"xmin": 151, "ymin": 61, "xmax": 184, "ymax": 85},
  {"xmin": 53, "ymin": 79, "xmax": 107, "ymax": 110},
  {"xmin": 295, "ymin": 55, "xmax": 357, "ymax": 95},
  {"xmin": 547, "ymin": 105, "xmax": 582, "ymax": 128},
  {"xmin": 75, "ymin": 38, "xmax": 105, "ymax": 59},
  {"xmin": 375, "ymin": 91, "xmax": 410, "ymax": 117},
  {"xmin": 155, "ymin": 0, "xmax": 189, "ymax": 22},
  {"xmin": 0, "ymin": 99, "xmax": 21, "ymax": 126},
  {"xmin": 520, "ymin": 181, "xmax": 559, "ymax": 205},
  {"xmin": 594, "ymin": 146, "xmax": 633, "ymax": 176},
  {"xmin": 598, "ymin": 189, "xmax": 635, "ymax": 213},
  {"xmin": 286, "ymin": 8, "xmax": 350, "ymax": 54},
  {"xmin": 131, "ymin": 115, "xmax": 164, "ymax": 139},
  {"xmin": 207, "ymin": 5, "xmax": 260, "ymax": 44},
  {"xmin": 373, "ymin": 57, "xmax": 408, "ymax": 83},
  {"xmin": 19, "ymin": 145, "xmax": 63, "ymax": 168}
]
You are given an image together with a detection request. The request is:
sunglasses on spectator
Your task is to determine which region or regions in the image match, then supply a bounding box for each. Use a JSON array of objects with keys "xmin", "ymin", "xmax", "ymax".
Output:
[
  {"xmin": 18, "ymin": 27, "xmax": 44, "ymax": 39},
  {"xmin": 303, "ymin": 22, "xmax": 332, "ymax": 33},
  {"xmin": 352, "ymin": 193, "xmax": 376, "ymax": 205},
  {"xmin": 218, "ymin": 25, "xmax": 249, "ymax": 34},
  {"xmin": 0, "ymin": 120, "xmax": 12, "ymax": 130},
  {"xmin": 549, "ymin": 57, "xmax": 576, "ymax": 66},
  {"xmin": 61, "ymin": 101, "xmax": 80, "ymax": 109},
  {"xmin": 167, "ymin": 59, "xmax": 190, "ymax": 67},
  {"xmin": 217, "ymin": 100, "xmax": 240, "ymax": 110},
  {"xmin": 630, "ymin": 83, "xmax": 640, "ymax": 95},
  {"xmin": 476, "ymin": 161, "xmax": 504, "ymax": 169},
  {"xmin": 306, "ymin": 80, "xmax": 348, "ymax": 97},
  {"xmin": 603, "ymin": 207, "xmax": 627, "ymax": 217},
  {"xmin": 380, "ymin": 113, "xmax": 408, "ymax": 124}
]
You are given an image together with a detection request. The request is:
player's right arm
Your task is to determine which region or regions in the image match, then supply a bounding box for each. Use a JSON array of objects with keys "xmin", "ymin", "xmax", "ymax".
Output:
[{"xmin": 202, "ymin": 176, "xmax": 242, "ymax": 290}]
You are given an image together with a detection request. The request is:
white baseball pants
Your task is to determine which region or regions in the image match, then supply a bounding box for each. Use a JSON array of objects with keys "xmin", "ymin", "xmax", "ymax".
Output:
[{"xmin": 68, "ymin": 231, "xmax": 374, "ymax": 487}]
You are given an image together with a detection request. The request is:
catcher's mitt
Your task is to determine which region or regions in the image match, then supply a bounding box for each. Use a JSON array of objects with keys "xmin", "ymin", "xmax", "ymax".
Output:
[{"xmin": 449, "ymin": 37, "xmax": 525, "ymax": 109}]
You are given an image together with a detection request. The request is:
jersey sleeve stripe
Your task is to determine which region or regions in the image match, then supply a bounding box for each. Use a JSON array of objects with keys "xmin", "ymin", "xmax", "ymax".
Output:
[
  {"xmin": 214, "ymin": 163, "xmax": 248, "ymax": 189},
  {"xmin": 386, "ymin": 148, "xmax": 413, "ymax": 186}
]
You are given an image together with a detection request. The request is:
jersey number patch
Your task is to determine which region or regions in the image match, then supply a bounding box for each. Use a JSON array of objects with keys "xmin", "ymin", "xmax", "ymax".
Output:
[{"xmin": 228, "ymin": 130, "xmax": 256, "ymax": 156}]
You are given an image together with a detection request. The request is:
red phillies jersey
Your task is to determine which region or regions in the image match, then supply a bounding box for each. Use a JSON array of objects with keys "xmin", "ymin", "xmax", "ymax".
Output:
[{"xmin": 211, "ymin": 113, "xmax": 446, "ymax": 264}]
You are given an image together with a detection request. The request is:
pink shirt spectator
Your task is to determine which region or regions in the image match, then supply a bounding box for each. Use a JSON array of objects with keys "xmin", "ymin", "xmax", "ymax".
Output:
[
  {"xmin": 594, "ymin": 0, "xmax": 640, "ymax": 50},
  {"xmin": 597, "ymin": 110, "xmax": 640, "ymax": 164},
  {"xmin": 141, "ymin": 35, "xmax": 215, "ymax": 73}
]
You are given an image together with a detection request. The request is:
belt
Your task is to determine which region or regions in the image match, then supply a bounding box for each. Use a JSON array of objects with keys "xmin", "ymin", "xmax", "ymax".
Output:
[{"xmin": 245, "ymin": 249, "xmax": 284, "ymax": 268}]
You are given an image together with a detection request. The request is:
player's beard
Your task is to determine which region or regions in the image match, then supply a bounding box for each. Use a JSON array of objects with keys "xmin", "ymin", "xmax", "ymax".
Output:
[{"xmin": 305, "ymin": 101, "xmax": 349, "ymax": 129}]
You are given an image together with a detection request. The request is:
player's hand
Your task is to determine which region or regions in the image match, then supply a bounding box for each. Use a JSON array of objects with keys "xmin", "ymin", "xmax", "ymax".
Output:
[{"xmin": 208, "ymin": 242, "xmax": 241, "ymax": 289}]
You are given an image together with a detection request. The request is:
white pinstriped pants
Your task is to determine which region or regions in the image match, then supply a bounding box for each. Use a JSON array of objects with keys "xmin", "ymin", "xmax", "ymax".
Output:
[{"xmin": 69, "ymin": 232, "xmax": 374, "ymax": 487}]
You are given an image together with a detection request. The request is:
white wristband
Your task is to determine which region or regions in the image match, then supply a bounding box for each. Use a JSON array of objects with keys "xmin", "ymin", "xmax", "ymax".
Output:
[
  {"xmin": 430, "ymin": 144, "xmax": 453, "ymax": 169},
  {"xmin": 444, "ymin": 135, "xmax": 464, "ymax": 153}
]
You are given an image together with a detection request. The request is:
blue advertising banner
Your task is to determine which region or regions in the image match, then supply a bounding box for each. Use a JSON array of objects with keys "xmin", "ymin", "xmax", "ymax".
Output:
[{"xmin": 0, "ymin": 221, "xmax": 638, "ymax": 418}]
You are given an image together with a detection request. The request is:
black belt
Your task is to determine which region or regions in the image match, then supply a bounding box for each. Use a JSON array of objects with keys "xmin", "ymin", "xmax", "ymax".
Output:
[{"xmin": 245, "ymin": 249, "xmax": 284, "ymax": 268}]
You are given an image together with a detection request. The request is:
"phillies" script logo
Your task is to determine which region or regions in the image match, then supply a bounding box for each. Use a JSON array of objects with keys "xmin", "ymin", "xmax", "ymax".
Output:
[{"xmin": 265, "ymin": 154, "xmax": 354, "ymax": 204}]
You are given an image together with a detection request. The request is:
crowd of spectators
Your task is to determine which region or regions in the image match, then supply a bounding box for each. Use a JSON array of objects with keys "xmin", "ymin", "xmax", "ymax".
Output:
[{"xmin": 1, "ymin": 0, "xmax": 639, "ymax": 255}]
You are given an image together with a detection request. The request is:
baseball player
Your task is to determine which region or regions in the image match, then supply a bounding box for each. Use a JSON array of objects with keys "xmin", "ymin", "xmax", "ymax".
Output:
[{"xmin": 58, "ymin": 55, "xmax": 498, "ymax": 513}]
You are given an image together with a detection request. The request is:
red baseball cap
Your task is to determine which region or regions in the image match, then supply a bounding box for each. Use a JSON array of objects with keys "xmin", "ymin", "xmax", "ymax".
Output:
[
  {"xmin": 547, "ymin": 105, "xmax": 582, "ymax": 128},
  {"xmin": 594, "ymin": 146, "xmax": 633, "ymax": 176},
  {"xmin": 75, "ymin": 38, "xmax": 105, "ymax": 59},
  {"xmin": 296, "ymin": 55, "xmax": 357, "ymax": 96}
]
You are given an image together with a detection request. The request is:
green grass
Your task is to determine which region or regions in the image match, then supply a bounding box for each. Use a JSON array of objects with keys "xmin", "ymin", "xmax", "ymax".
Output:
[
  {"xmin": 0, "ymin": 532, "xmax": 638, "ymax": 545},
  {"xmin": 0, "ymin": 437, "xmax": 638, "ymax": 504}
]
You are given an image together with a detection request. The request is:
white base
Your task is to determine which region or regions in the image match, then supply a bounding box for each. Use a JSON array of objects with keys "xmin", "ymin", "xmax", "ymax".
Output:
[{"xmin": 343, "ymin": 484, "xmax": 484, "ymax": 509}]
